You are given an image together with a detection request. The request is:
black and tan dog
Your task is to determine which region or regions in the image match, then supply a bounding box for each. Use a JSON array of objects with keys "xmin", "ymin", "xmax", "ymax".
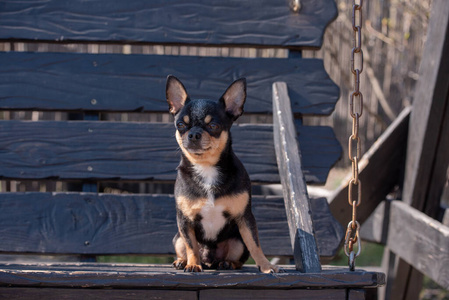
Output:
[{"xmin": 166, "ymin": 75, "xmax": 280, "ymax": 273}]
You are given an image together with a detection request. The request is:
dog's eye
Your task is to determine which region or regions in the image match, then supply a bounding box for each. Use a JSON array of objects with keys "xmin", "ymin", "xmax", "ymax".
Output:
[
  {"xmin": 177, "ymin": 121, "xmax": 187, "ymax": 130},
  {"xmin": 207, "ymin": 123, "xmax": 220, "ymax": 131}
]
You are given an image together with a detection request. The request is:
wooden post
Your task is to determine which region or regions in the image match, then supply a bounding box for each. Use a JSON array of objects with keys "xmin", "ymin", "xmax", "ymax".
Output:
[
  {"xmin": 402, "ymin": 0, "xmax": 449, "ymax": 215},
  {"xmin": 384, "ymin": 0, "xmax": 449, "ymax": 299},
  {"xmin": 272, "ymin": 82, "xmax": 321, "ymax": 273}
]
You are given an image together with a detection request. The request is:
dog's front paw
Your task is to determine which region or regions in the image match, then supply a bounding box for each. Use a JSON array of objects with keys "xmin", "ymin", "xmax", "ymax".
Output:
[
  {"xmin": 172, "ymin": 259, "xmax": 187, "ymax": 270},
  {"xmin": 184, "ymin": 264, "xmax": 203, "ymax": 272},
  {"xmin": 259, "ymin": 263, "xmax": 282, "ymax": 273}
]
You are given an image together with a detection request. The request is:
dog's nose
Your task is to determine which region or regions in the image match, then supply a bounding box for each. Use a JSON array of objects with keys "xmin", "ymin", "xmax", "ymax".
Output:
[
  {"xmin": 188, "ymin": 133, "xmax": 201, "ymax": 140},
  {"xmin": 188, "ymin": 128, "xmax": 202, "ymax": 141}
]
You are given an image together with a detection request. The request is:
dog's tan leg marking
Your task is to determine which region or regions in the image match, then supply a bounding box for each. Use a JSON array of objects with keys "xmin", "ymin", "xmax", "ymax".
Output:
[
  {"xmin": 176, "ymin": 195, "xmax": 208, "ymax": 221},
  {"xmin": 175, "ymin": 195, "xmax": 204, "ymax": 272},
  {"xmin": 225, "ymin": 238, "xmax": 245, "ymax": 269},
  {"xmin": 173, "ymin": 235, "xmax": 187, "ymax": 270},
  {"xmin": 238, "ymin": 221, "xmax": 280, "ymax": 273},
  {"xmin": 180, "ymin": 226, "xmax": 203, "ymax": 272},
  {"xmin": 215, "ymin": 192, "xmax": 249, "ymax": 217}
]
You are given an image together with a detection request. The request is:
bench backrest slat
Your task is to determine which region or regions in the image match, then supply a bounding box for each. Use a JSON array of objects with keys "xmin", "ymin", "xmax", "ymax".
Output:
[
  {"xmin": 0, "ymin": 121, "xmax": 339, "ymax": 184},
  {"xmin": 0, "ymin": 0, "xmax": 337, "ymax": 49},
  {"xmin": 0, "ymin": 52, "xmax": 339, "ymax": 116},
  {"xmin": 0, "ymin": 193, "xmax": 292, "ymax": 256}
]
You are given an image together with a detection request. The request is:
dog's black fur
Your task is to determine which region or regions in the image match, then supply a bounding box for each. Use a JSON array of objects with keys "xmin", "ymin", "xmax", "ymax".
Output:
[{"xmin": 166, "ymin": 75, "xmax": 279, "ymax": 273}]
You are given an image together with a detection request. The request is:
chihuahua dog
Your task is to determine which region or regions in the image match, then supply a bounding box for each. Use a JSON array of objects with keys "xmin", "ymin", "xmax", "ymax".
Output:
[{"xmin": 166, "ymin": 75, "xmax": 280, "ymax": 273}]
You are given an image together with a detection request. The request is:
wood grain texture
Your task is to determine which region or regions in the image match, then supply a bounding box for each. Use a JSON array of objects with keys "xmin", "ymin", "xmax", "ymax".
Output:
[
  {"xmin": 297, "ymin": 123, "xmax": 342, "ymax": 183},
  {"xmin": 387, "ymin": 2, "xmax": 449, "ymax": 298},
  {"xmin": 361, "ymin": 200, "xmax": 449, "ymax": 289},
  {"xmin": 329, "ymin": 107, "xmax": 410, "ymax": 227},
  {"xmin": 0, "ymin": 52, "xmax": 339, "ymax": 116},
  {"xmin": 0, "ymin": 120, "xmax": 340, "ymax": 184},
  {"xmin": 443, "ymin": 208, "xmax": 449, "ymax": 227},
  {"xmin": 0, "ymin": 193, "xmax": 341, "ymax": 259},
  {"xmin": 199, "ymin": 289, "xmax": 347, "ymax": 299},
  {"xmin": 0, "ymin": 264, "xmax": 385, "ymax": 289},
  {"xmin": 311, "ymin": 198, "xmax": 344, "ymax": 263},
  {"xmin": 272, "ymin": 82, "xmax": 321, "ymax": 272},
  {"xmin": 402, "ymin": 0, "xmax": 449, "ymax": 214},
  {"xmin": 0, "ymin": 288, "xmax": 197, "ymax": 300},
  {"xmin": 348, "ymin": 289, "xmax": 366, "ymax": 300},
  {"xmin": 0, "ymin": 0, "xmax": 337, "ymax": 49}
]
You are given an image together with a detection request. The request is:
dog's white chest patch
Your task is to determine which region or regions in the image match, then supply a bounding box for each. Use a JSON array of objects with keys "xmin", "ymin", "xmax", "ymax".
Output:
[
  {"xmin": 194, "ymin": 165, "xmax": 219, "ymax": 187},
  {"xmin": 200, "ymin": 204, "xmax": 226, "ymax": 240},
  {"xmin": 194, "ymin": 165, "xmax": 225, "ymax": 239}
]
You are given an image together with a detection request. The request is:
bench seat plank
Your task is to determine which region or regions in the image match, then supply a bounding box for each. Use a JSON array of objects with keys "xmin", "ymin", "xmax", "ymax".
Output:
[
  {"xmin": 0, "ymin": 0, "xmax": 337, "ymax": 49},
  {"xmin": 0, "ymin": 288, "xmax": 198, "ymax": 300},
  {"xmin": 0, "ymin": 287, "xmax": 344, "ymax": 300},
  {"xmin": 0, "ymin": 193, "xmax": 343, "ymax": 259},
  {"xmin": 0, "ymin": 52, "xmax": 339, "ymax": 116},
  {"xmin": 0, "ymin": 121, "xmax": 341, "ymax": 184},
  {"xmin": 0, "ymin": 263, "xmax": 384, "ymax": 289}
]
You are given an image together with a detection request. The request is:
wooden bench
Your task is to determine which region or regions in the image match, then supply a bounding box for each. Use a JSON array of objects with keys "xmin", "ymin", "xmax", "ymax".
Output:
[{"xmin": 0, "ymin": 0, "xmax": 384, "ymax": 298}]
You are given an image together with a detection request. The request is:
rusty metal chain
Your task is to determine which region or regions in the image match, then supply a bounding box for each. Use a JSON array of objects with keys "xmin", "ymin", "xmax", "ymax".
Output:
[{"xmin": 344, "ymin": 0, "xmax": 363, "ymax": 272}]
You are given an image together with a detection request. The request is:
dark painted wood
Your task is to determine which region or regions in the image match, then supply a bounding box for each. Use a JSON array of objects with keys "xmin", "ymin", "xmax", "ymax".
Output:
[
  {"xmin": 272, "ymin": 82, "xmax": 321, "ymax": 272},
  {"xmin": 424, "ymin": 94, "xmax": 449, "ymax": 217},
  {"xmin": 0, "ymin": 264, "xmax": 385, "ymax": 289},
  {"xmin": 361, "ymin": 200, "xmax": 449, "ymax": 289},
  {"xmin": 0, "ymin": 288, "xmax": 197, "ymax": 300},
  {"xmin": 310, "ymin": 198, "xmax": 344, "ymax": 263},
  {"xmin": 329, "ymin": 106, "xmax": 410, "ymax": 227},
  {"xmin": 348, "ymin": 289, "xmax": 366, "ymax": 300},
  {"xmin": 442, "ymin": 207, "xmax": 449, "ymax": 226},
  {"xmin": 199, "ymin": 289, "xmax": 347, "ymax": 299},
  {"xmin": 0, "ymin": 193, "xmax": 341, "ymax": 259},
  {"xmin": 0, "ymin": 0, "xmax": 337, "ymax": 49},
  {"xmin": 0, "ymin": 52, "xmax": 339, "ymax": 116},
  {"xmin": 297, "ymin": 123, "xmax": 342, "ymax": 183},
  {"xmin": 0, "ymin": 120, "xmax": 340, "ymax": 184}
]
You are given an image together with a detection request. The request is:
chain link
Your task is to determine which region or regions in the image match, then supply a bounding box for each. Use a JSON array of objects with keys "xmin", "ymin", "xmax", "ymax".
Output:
[{"xmin": 344, "ymin": 0, "xmax": 364, "ymax": 271}]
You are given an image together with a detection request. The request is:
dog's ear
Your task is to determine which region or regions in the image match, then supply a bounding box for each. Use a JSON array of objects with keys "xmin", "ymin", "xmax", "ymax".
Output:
[
  {"xmin": 220, "ymin": 78, "xmax": 246, "ymax": 121},
  {"xmin": 166, "ymin": 75, "xmax": 190, "ymax": 115}
]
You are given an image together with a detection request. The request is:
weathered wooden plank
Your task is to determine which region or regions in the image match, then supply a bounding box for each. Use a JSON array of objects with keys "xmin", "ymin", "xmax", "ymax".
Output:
[
  {"xmin": 310, "ymin": 198, "xmax": 344, "ymax": 262},
  {"xmin": 0, "ymin": 0, "xmax": 337, "ymax": 49},
  {"xmin": 297, "ymin": 124, "xmax": 342, "ymax": 184},
  {"xmin": 0, "ymin": 52, "xmax": 339, "ymax": 116},
  {"xmin": 361, "ymin": 200, "xmax": 449, "ymax": 289},
  {"xmin": 442, "ymin": 207, "xmax": 449, "ymax": 227},
  {"xmin": 0, "ymin": 193, "xmax": 281, "ymax": 256},
  {"xmin": 402, "ymin": 0, "xmax": 449, "ymax": 215},
  {"xmin": 424, "ymin": 95, "xmax": 449, "ymax": 216},
  {"xmin": 199, "ymin": 289, "xmax": 347, "ymax": 299},
  {"xmin": 387, "ymin": 1, "xmax": 449, "ymax": 298},
  {"xmin": 0, "ymin": 264, "xmax": 385, "ymax": 289},
  {"xmin": 272, "ymin": 82, "xmax": 321, "ymax": 272},
  {"xmin": 0, "ymin": 193, "xmax": 341, "ymax": 259},
  {"xmin": 0, "ymin": 120, "xmax": 340, "ymax": 184},
  {"xmin": 329, "ymin": 106, "xmax": 410, "ymax": 227},
  {"xmin": 0, "ymin": 288, "xmax": 197, "ymax": 300},
  {"xmin": 348, "ymin": 289, "xmax": 366, "ymax": 300}
]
